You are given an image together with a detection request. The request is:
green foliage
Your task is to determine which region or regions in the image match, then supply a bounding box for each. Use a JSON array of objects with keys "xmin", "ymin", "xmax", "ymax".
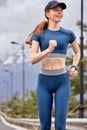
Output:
[
  {"xmin": 1, "ymin": 89, "xmax": 87, "ymax": 118},
  {"xmin": 68, "ymin": 95, "xmax": 79, "ymax": 118},
  {"xmin": 7, "ymin": 91, "xmax": 22, "ymax": 117},
  {"xmin": 69, "ymin": 95, "xmax": 79, "ymax": 110},
  {"xmin": 2, "ymin": 91, "xmax": 38, "ymax": 118},
  {"xmin": 85, "ymin": 100, "xmax": 87, "ymax": 111},
  {"xmin": 66, "ymin": 57, "xmax": 73, "ymax": 65},
  {"xmin": 76, "ymin": 20, "xmax": 87, "ymax": 28},
  {"xmin": 83, "ymin": 45, "xmax": 87, "ymax": 49},
  {"xmin": 81, "ymin": 58, "xmax": 87, "ymax": 68},
  {"xmin": 70, "ymin": 76, "xmax": 80, "ymax": 95},
  {"xmin": 24, "ymin": 91, "xmax": 38, "ymax": 118}
]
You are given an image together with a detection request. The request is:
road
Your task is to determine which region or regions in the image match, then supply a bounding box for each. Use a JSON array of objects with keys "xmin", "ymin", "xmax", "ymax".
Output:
[
  {"xmin": 0, "ymin": 118, "xmax": 17, "ymax": 130},
  {"xmin": 0, "ymin": 116, "xmax": 28, "ymax": 130}
]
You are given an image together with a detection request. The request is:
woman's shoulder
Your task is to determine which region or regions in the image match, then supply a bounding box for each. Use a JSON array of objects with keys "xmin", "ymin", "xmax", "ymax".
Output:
[
  {"xmin": 61, "ymin": 28, "xmax": 76, "ymax": 43},
  {"xmin": 61, "ymin": 27, "xmax": 74, "ymax": 34}
]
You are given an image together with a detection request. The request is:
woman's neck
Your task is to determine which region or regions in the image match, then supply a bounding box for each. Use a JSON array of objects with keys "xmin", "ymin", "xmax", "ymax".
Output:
[{"xmin": 48, "ymin": 21, "xmax": 60, "ymax": 31}]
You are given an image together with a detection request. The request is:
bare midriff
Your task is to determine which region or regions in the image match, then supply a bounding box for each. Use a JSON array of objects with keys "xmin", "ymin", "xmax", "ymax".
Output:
[{"xmin": 41, "ymin": 57, "xmax": 66, "ymax": 70}]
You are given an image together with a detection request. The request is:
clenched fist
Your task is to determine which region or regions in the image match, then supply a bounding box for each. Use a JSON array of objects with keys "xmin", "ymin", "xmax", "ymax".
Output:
[
  {"xmin": 69, "ymin": 67, "xmax": 78, "ymax": 78},
  {"xmin": 48, "ymin": 40, "xmax": 57, "ymax": 52}
]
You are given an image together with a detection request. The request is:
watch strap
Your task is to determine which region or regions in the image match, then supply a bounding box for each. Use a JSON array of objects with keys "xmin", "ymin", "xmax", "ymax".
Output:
[{"xmin": 71, "ymin": 65, "xmax": 78, "ymax": 71}]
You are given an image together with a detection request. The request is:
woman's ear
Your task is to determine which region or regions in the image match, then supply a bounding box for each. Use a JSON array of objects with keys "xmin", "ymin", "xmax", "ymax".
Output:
[{"xmin": 45, "ymin": 10, "xmax": 50, "ymax": 19}]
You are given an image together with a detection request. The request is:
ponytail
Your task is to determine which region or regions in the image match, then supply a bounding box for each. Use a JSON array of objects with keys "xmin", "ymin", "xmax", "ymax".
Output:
[{"xmin": 25, "ymin": 20, "xmax": 48, "ymax": 46}]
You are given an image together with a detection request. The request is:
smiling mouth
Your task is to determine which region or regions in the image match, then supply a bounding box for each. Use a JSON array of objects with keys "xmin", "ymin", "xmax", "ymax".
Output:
[{"xmin": 56, "ymin": 16, "xmax": 61, "ymax": 18}]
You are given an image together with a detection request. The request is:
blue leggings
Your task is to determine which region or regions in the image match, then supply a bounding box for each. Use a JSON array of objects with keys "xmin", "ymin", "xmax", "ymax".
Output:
[{"xmin": 36, "ymin": 73, "xmax": 70, "ymax": 130}]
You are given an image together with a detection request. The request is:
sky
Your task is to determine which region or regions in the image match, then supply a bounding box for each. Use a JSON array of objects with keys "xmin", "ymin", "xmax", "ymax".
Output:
[{"xmin": 0, "ymin": 0, "xmax": 87, "ymax": 60}]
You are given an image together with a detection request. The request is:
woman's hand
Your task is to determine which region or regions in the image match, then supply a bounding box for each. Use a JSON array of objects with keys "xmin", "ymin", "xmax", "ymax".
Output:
[
  {"xmin": 48, "ymin": 40, "xmax": 57, "ymax": 52},
  {"xmin": 69, "ymin": 67, "xmax": 78, "ymax": 78}
]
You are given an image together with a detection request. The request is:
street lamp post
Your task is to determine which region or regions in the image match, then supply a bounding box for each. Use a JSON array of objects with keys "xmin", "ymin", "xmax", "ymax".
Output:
[
  {"xmin": 11, "ymin": 41, "xmax": 25, "ymax": 118},
  {"xmin": 79, "ymin": 0, "xmax": 85, "ymax": 118},
  {"xmin": 22, "ymin": 43, "xmax": 25, "ymax": 113}
]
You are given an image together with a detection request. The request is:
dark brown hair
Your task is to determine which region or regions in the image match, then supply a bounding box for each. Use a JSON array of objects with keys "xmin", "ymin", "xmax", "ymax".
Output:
[{"xmin": 25, "ymin": 20, "xmax": 48, "ymax": 46}]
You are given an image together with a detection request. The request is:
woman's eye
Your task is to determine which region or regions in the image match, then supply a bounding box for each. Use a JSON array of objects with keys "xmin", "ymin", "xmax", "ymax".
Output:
[{"xmin": 53, "ymin": 9, "xmax": 62, "ymax": 13}]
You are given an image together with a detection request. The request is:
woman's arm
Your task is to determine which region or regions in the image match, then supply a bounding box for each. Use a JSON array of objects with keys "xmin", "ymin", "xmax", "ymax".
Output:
[
  {"xmin": 69, "ymin": 40, "xmax": 81, "ymax": 77},
  {"xmin": 71, "ymin": 40, "xmax": 81, "ymax": 66},
  {"xmin": 30, "ymin": 40, "xmax": 57, "ymax": 64}
]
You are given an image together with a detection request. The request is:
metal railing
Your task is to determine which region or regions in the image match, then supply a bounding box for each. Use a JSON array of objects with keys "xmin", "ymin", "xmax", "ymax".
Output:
[{"xmin": 0, "ymin": 111, "xmax": 87, "ymax": 130}]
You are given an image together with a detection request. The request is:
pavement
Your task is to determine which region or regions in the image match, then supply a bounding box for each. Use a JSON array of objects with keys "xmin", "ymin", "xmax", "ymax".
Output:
[{"xmin": 0, "ymin": 116, "xmax": 29, "ymax": 130}]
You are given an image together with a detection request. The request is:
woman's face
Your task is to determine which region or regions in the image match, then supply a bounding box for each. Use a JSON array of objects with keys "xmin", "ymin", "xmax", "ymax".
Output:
[{"xmin": 46, "ymin": 6, "xmax": 63, "ymax": 22}]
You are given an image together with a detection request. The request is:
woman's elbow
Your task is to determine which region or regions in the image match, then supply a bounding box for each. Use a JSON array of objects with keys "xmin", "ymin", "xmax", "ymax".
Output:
[
  {"xmin": 30, "ymin": 58, "xmax": 35, "ymax": 64},
  {"xmin": 30, "ymin": 57, "xmax": 36, "ymax": 64}
]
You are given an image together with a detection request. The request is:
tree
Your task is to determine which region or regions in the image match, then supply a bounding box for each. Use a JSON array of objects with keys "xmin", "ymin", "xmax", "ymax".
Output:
[
  {"xmin": 76, "ymin": 20, "xmax": 87, "ymax": 43},
  {"xmin": 24, "ymin": 91, "xmax": 38, "ymax": 118},
  {"xmin": 7, "ymin": 91, "xmax": 22, "ymax": 117}
]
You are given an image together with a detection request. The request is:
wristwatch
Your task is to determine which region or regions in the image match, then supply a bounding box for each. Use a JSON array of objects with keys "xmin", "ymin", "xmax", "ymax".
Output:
[{"xmin": 71, "ymin": 65, "xmax": 78, "ymax": 71}]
